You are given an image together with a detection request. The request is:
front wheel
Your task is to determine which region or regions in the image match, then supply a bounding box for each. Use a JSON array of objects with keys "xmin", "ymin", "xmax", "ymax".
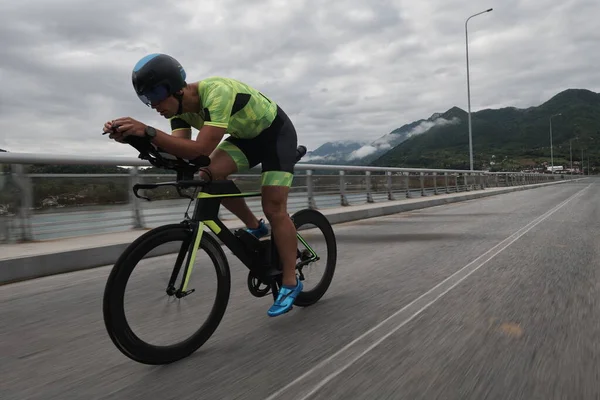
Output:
[
  {"xmin": 291, "ymin": 209, "xmax": 337, "ymax": 307},
  {"xmin": 103, "ymin": 223, "xmax": 231, "ymax": 365}
]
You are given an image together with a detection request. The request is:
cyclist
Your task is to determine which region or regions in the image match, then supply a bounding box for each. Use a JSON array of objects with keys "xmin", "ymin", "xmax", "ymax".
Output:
[{"xmin": 103, "ymin": 53, "xmax": 302, "ymax": 317}]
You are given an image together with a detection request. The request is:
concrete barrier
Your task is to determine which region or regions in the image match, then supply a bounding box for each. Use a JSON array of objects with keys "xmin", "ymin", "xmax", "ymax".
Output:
[{"xmin": 0, "ymin": 178, "xmax": 584, "ymax": 284}]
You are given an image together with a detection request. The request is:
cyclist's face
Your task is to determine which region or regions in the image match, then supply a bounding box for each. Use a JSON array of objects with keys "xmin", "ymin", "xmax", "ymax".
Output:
[{"xmin": 151, "ymin": 95, "xmax": 178, "ymax": 118}]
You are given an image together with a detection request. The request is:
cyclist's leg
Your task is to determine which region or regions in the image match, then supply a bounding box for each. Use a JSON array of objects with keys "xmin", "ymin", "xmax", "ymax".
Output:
[
  {"xmin": 262, "ymin": 184, "xmax": 296, "ymax": 286},
  {"xmin": 256, "ymin": 106, "xmax": 302, "ymax": 317},
  {"xmin": 204, "ymin": 143, "xmax": 261, "ymax": 230}
]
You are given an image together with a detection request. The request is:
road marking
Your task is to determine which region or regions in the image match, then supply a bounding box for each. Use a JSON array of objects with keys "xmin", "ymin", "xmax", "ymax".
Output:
[{"xmin": 265, "ymin": 184, "xmax": 591, "ymax": 400}]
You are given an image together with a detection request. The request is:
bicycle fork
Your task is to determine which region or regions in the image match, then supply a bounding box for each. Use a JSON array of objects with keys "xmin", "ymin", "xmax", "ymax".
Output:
[{"xmin": 166, "ymin": 222, "xmax": 204, "ymax": 298}]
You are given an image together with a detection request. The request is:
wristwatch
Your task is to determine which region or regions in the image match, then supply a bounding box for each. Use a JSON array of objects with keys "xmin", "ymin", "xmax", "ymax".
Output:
[{"xmin": 144, "ymin": 125, "xmax": 157, "ymax": 141}]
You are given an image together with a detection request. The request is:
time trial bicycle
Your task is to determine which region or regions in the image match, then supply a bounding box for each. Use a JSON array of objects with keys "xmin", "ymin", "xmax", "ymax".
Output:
[{"xmin": 102, "ymin": 135, "xmax": 337, "ymax": 365}]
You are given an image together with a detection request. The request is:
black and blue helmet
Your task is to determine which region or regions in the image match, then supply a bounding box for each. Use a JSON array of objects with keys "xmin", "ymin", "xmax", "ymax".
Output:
[{"xmin": 132, "ymin": 53, "xmax": 187, "ymax": 106}]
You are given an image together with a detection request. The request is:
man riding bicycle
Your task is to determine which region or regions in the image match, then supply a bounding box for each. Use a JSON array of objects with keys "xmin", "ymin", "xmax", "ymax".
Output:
[{"xmin": 103, "ymin": 53, "xmax": 302, "ymax": 317}]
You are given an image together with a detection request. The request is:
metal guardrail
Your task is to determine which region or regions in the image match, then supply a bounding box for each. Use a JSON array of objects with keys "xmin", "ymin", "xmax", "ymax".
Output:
[{"xmin": 0, "ymin": 152, "xmax": 574, "ymax": 243}]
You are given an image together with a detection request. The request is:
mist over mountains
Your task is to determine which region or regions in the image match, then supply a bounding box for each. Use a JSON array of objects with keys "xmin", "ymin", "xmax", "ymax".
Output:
[{"xmin": 304, "ymin": 110, "xmax": 461, "ymax": 165}]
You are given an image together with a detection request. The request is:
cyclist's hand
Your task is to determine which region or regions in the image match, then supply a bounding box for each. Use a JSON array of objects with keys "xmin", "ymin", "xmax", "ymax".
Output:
[
  {"xmin": 102, "ymin": 121, "xmax": 114, "ymax": 134},
  {"xmin": 102, "ymin": 120, "xmax": 126, "ymax": 143},
  {"xmin": 112, "ymin": 117, "xmax": 147, "ymax": 138}
]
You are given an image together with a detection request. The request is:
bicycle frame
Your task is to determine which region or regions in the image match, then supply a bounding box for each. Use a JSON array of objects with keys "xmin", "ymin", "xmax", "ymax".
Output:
[{"xmin": 162, "ymin": 179, "xmax": 319, "ymax": 299}]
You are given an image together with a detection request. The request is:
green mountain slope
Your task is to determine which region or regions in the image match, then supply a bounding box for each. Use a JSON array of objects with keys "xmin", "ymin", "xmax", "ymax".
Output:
[{"xmin": 371, "ymin": 89, "xmax": 600, "ymax": 171}]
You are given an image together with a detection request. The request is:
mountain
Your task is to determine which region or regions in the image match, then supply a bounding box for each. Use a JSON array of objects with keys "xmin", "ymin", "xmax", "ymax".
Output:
[
  {"xmin": 351, "ymin": 109, "xmax": 463, "ymax": 165},
  {"xmin": 304, "ymin": 140, "xmax": 366, "ymax": 164},
  {"xmin": 371, "ymin": 88, "xmax": 600, "ymax": 171},
  {"xmin": 303, "ymin": 111, "xmax": 461, "ymax": 165}
]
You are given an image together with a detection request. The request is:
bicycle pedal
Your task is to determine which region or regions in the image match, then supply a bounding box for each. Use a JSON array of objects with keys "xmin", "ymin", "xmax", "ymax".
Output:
[{"xmin": 176, "ymin": 289, "xmax": 195, "ymax": 298}]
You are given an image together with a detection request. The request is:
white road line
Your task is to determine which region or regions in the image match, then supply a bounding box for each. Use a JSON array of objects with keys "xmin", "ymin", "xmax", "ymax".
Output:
[{"xmin": 265, "ymin": 183, "xmax": 591, "ymax": 400}]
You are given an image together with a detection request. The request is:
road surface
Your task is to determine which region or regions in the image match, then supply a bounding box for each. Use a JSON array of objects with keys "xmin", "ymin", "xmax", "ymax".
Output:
[{"xmin": 1, "ymin": 178, "xmax": 598, "ymax": 399}]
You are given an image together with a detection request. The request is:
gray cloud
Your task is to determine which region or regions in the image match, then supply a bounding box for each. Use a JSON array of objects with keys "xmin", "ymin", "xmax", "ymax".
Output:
[{"xmin": 1, "ymin": 0, "xmax": 600, "ymax": 159}]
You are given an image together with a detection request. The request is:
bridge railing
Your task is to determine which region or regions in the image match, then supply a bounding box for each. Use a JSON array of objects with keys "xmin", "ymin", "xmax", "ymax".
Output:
[{"xmin": 0, "ymin": 152, "xmax": 572, "ymax": 243}]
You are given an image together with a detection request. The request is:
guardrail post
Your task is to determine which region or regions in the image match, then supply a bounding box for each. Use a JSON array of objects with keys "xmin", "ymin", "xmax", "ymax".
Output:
[
  {"xmin": 433, "ymin": 172, "xmax": 439, "ymax": 195},
  {"xmin": 386, "ymin": 171, "xmax": 394, "ymax": 200},
  {"xmin": 445, "ymin": 173, "xmax": 450, "ymax": 194},
  {"xmin": 306, "ymin": 169, "xmax": 317, "ymax": 209},
  {"xmin": 129, "ymin": 167, "xmax": 145, "ymax": 229},
  {"xmin": 339, "ymin": 170, "xmax": 349, "ymax": 206},
  {"xmin": 365, "ymin": 171, "xmax": 374, "ymax": 203},
  {"xmin": 420, "ymin": 172, "xmax": 426, "ymax": 196},
  {"xmin": 13, "ymin": 164, "xmax": 33, "ymax": 241},
  {"xmin": 405, "ymin": 172, "xmax": 411, "ymax": 198},
  {"xmin": 455, "ymin": 173, "xmax": 459, "ymax": 192},
  {"xmin": 463, "ymin": 173, "xmax": 469, "ymax": 191}
]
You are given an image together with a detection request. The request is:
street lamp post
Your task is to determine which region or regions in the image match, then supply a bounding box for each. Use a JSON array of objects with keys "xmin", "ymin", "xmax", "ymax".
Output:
[
  {"xmin": 549, "ymin": 113, "xmax": 561, "ymax": 173},
  {"xmin": 570, "ymin": 139, "xmax": 573, "ymax": 174},
  {"xmin": 465, "ymin": 8, "xmax": 493, "ymax": 171}
]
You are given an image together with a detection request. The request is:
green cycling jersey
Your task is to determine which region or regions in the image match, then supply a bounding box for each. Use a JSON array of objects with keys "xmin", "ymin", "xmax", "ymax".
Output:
[{"xmin": 169, "ymin": 77, "xmax": 278, "ymax": 138}]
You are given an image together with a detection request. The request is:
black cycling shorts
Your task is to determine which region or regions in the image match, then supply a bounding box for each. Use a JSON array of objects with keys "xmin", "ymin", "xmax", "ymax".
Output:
[{"xmin": 216, "ymin": 105, "xmax": 298, "ymax": 187}]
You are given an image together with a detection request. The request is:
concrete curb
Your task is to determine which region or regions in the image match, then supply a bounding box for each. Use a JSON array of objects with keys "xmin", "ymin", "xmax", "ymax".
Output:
[{"xmin": 0, "ymin": 179, "xmax": 583, "ymax": 284}]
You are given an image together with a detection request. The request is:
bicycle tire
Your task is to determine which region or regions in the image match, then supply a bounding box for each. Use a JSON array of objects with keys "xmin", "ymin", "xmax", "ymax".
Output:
[
  {"xmin": 291, "ymin": 209, "xmax": 337, "ymax": 307},
  {"xmin": 102, "ymin": 223, "xmax": 231, "ymax": 365}
]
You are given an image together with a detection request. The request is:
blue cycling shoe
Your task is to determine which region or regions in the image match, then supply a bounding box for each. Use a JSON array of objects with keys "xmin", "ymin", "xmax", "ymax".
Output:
[
  {"xmin": 268, "ymin": 278, "xmax": 303, "ymax": 317},
  {"xmin": 245, "ymin": 219, "xmax": 269, "ymax": 239}
]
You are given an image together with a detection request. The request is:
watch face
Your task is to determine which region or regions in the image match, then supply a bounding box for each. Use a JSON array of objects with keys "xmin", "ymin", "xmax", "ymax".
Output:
[{"xmin": 146, "ymin": 126, "xmax": 157, "ymax": 137}]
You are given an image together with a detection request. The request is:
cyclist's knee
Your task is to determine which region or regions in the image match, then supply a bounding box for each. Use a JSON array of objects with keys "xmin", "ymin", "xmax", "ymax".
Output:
[{"xmin": 262, "ymin": 196, "xmax": 288, "ymax": 222}]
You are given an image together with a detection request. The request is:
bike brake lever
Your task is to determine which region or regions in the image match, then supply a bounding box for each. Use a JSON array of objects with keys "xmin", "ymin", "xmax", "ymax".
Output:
[
  {"xmin": 133, "ymin": 184, "xmax": 153, "ymax": 201},
  {"xmin": 134, "ymin": 190, "xmax": 151, "ymax": 201}
]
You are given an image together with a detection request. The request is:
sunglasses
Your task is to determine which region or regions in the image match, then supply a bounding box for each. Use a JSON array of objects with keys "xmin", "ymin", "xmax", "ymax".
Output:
[{"xmin": 137, "ymin": 85, "xmax": 170, "ymax": 106}]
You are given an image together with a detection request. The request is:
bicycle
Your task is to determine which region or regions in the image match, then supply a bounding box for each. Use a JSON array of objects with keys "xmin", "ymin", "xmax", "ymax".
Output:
[{"xmin": 102, "ymin": 135, "xmax": 337, "ymax": 365}]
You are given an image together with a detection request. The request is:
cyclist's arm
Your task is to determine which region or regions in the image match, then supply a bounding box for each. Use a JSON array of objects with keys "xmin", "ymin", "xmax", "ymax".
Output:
[
  {"xmin": 170, "ymin": 117, "xmax": 192, "ymax": 139},
  {"xmin": 151, "ymin": 125, "xmax": 225, "ymax": 159}
]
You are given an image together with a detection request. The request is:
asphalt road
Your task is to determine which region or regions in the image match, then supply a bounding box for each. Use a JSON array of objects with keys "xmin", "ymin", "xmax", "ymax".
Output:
[{"xmin": 1, "ymin": 178, "xmax": 598, "ymax": 400}]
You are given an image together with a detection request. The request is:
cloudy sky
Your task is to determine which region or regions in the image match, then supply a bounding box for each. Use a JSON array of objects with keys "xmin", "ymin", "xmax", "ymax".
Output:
[{"xmin": 1, "ymin": 0, "xmax": 599, "ymax": 158}]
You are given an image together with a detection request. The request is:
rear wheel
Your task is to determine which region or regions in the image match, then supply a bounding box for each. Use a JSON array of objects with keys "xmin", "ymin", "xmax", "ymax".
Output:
[
  {"xmin": 103, "ymin": 223, "xmax": 231, "ymax": 365},
  {"xmin": 291, "ymin": 209, "xmax": 337, "ymax": 307}
]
